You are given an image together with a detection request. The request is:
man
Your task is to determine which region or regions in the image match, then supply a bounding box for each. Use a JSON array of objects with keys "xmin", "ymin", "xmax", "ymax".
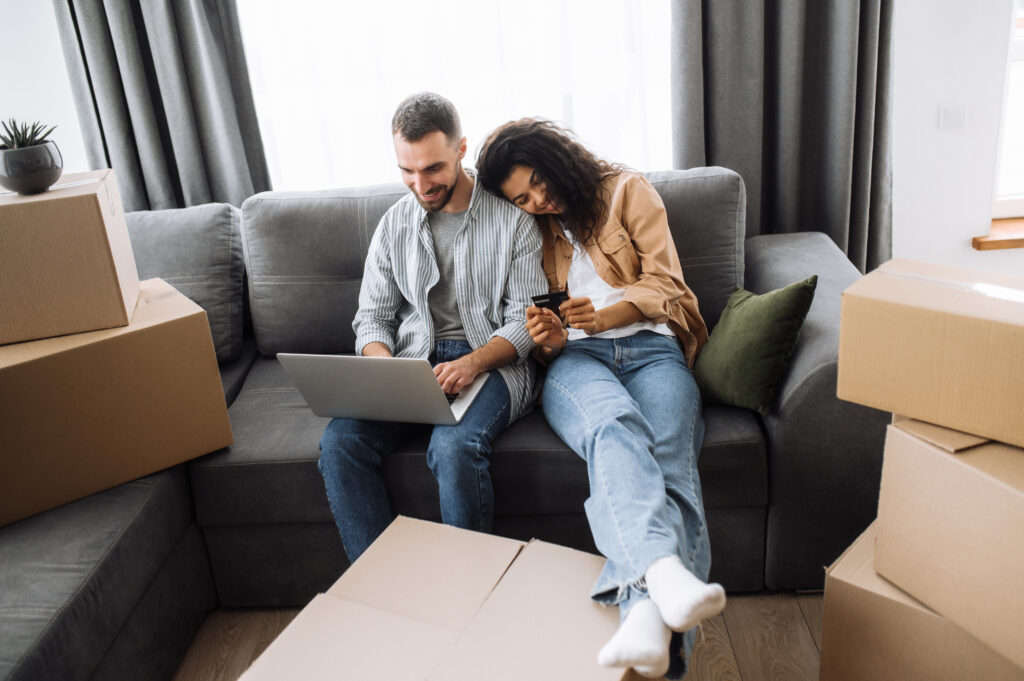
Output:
[{"xmin": 318, "ymin": 92, "xmax": 546, "ymax": 561}]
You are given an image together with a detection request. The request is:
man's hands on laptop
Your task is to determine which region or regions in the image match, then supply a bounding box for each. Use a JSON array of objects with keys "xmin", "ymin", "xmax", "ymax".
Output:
[
  {"xmin": 362, "ymin": 340, "xmax": 476, "ymax": 395},
  {"xmin": 434, "ymin": 355, "xmax": 480, "ymax": 395}
]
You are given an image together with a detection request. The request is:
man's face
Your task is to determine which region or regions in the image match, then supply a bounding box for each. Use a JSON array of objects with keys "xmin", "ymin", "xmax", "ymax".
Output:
[{"xmin": 394, "ymin": 130, "xmax": 466, "ymax": 212}]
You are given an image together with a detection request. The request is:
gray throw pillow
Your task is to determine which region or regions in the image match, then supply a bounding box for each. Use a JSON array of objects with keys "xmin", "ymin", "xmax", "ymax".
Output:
[{"xmin": 126, "ymin": 203, "xmax": 244, "ymax": 363}]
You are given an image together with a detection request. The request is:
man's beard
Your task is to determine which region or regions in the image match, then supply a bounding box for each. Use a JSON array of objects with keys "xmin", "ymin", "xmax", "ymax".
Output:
[{"xmin": 414, "ymin": 163, "xmax": 460, "ymax": 212}]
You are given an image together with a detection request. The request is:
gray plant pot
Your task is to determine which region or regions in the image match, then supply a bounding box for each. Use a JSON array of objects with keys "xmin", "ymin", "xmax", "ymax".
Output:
[{"xmin": 0, "ymin": 140, "xmax": 63, "ymax": 195}]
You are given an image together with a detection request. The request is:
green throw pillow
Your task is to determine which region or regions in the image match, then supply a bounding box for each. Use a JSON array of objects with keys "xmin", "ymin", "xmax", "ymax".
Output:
[{"xmin": 695, "ymin": 275, "xmax": 818, "ymax": 416}]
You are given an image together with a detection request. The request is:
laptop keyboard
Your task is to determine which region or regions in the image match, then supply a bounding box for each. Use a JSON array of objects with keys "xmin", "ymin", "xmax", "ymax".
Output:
[{"xmin": 445, "ymin": 392, "xmax": 459, "ymax": 404}]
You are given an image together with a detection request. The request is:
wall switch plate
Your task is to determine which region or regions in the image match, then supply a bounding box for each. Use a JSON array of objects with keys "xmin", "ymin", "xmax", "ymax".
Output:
[{"xmin": 937, "ymin": 104, "xmax": 967, "ymax": 130}]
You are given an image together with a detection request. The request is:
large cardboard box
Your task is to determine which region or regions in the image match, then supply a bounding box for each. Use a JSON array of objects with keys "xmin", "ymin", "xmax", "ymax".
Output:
[
  {"xmin": 874, "ymin": 417, "xmax": 1024, "ymax": 669},
  {"xmin": 0, "ymin": 169, "xmax": 140, "ymax": 345},
  {"xmin": 819, "ymin": 523, "xmax": 1023, "ymax": 681},
  {"xmin": 837, "ymin": 258, "xmax": 1024, "ymax": 447},
  {"xmin": 240, "ymin": 517, "xmax": 647, "ymax": 681},
  {"xmin": 0, "ymin": 278, "xmax": 232, "ymax": 526}
]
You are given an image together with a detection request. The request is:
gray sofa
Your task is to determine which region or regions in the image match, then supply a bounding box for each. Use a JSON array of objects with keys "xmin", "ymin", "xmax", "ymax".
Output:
[{"xmin": 0, "ymin": 167, "xmax": 889, "ymax": 681}]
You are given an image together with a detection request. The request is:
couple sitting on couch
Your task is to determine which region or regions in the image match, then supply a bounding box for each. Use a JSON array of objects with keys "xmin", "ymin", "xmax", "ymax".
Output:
[{"xmin": 316, "ymin": 91, "xmax": 725, "ymax": 679}]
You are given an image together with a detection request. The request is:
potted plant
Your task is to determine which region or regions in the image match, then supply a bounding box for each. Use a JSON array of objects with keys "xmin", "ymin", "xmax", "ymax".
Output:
[{"xmin": 0, "ymin": 119, "xmax": 63, "ymax": 195}]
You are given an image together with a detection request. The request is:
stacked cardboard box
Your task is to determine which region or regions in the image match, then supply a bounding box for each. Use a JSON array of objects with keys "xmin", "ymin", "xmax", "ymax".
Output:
[
  {"xmin": 0, "ymin": 170, "xmax": 140, "ymax": 345},
  {"xmin": 822, "ymin": 258, "xmax": 1024, "ymax": 680},
  {"xmin": 819, "ymin": 523, "xmax": 1021, "ymax": 681},
  {"xmin": 0, "ymin": 170, "xmax": 232, "ymax": 526}
]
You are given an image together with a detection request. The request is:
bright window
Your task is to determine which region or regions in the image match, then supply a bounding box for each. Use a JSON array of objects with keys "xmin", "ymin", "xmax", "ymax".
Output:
[
  {"xmin": 236, "ymin": 0, "xmax": 671, "ymax": 191},
  {"xmin": 993, "ymin": 0, "xmax": 1024, "ymax": 218}
]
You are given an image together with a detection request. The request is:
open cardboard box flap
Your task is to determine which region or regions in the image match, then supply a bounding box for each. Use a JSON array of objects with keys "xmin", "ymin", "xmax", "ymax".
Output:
[
  {"xmin": 241, "ymin": 517, "xmax": 629, "ymax": 681},
  {"xmin": 327, "ymin": 516, "xmax": 525, "ymax": 632},
  {"xmin": 889, "ymin": 416, "xmax": 1024, "ymax": 493},
  {"xmin": 890, "ymin": 414, "xmax": 989, "ymax": 452}
]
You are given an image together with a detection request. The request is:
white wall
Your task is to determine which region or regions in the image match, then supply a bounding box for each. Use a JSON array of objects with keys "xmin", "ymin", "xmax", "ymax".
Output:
[
  {"xmin": 0, "ymin": 0, "xmax": 88, "ymax": 174},
  {"xmin": 892, "ymin": 0, "xmax": 1023, "ymax": 275}
]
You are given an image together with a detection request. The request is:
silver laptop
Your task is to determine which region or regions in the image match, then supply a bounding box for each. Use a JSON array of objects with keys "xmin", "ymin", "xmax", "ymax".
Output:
[{"xmin": 276, "ymin": 353, "xmax": 490, "ymax": 425}]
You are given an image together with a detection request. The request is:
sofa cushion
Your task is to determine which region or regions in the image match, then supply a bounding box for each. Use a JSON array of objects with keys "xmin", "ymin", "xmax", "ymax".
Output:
[
  {"xmin": 240, "ymin": 185, "xmax": 407, "ymax": 356},
  {"xmin": 645, "ymin": 168, "xmax": 746, "ymax": 328},
  {"xmin": 0, "ymin": 467, "xmax": 193, "ymax": 681},
  {"xmin": 190, "ymin": 357, "xmax": 767, "ymax": 527},
  {"xmin": 87, "ymin": 524, "xmax": 215, "ymax": 681},
  {"xmin": 218, "ymin": 337, "xmax": 259, "ymax": 406},
  {"xmin": 696, "ymin": 275, "xmax": 819, "ymax": 416},
  {"xmin": 127, "ymin": 203, "xmax": 245, "ymax": 363},
  {"xmin": 191, "ymin": 357, "xmax": 336, "ymax": 527},
  {"xmin": 389, "ymin": 405, "xmax": 767, "ymax": 518}
]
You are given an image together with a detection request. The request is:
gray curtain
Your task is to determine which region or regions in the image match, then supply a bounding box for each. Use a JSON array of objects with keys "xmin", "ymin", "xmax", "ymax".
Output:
[
  {"xmin": 53, "ymin": 0, "xmax": 270, "ymax": 211},
  {"xmin": 671, "ymin": 1, "xmax": 892, "ymax": 272}
]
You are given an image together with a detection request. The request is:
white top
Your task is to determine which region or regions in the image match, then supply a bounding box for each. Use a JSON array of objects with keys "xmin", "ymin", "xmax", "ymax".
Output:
[{"xmin": 564, "ymin": 230, "xmax": 674, "ymax": 342}]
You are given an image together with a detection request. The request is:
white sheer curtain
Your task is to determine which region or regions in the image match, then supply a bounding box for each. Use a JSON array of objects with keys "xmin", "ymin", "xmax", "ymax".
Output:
[{"xmin": 237, "ymin": 0, "xmax": 670, "ymax": 191}]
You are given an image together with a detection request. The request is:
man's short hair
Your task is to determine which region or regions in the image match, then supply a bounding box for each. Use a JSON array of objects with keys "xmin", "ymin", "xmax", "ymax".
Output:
[{"xmin": 391, "ymin": 92, "xmax": 462, "ymax": 145}]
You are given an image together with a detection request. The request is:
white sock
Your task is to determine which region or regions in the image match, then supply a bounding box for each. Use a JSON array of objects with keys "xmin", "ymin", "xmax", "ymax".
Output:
[
  {"xmin": 645, "ymin": 555, "xmax": 726, "ymax": 632},
  {"xmin": 597, "ymin": 598, "xmax": 671, "ymax": 678}
]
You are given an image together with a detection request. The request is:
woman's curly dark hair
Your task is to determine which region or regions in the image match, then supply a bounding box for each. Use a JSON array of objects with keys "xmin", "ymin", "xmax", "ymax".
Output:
[{"xmin": 476, "ymin": 118, "xmax": 622, "ymax": 246}]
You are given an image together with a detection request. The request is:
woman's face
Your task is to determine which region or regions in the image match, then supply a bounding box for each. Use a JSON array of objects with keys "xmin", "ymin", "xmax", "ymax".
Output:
[{"xmin": 499, "ymin": 165, "xmax": 561, "ymax": 215}]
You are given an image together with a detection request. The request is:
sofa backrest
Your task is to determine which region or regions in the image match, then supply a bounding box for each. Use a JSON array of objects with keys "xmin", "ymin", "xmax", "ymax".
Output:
[
  {"xmin": 241, "ymin": 167, "xmax": 745, "ymax": 356},
  {"xmin": 241, "ymin": 184, "xmax": 406, "ymax": 356},
  {"xmin": 127, "ymin": 203, "xmax": 245, "ymax": 363},
  {"xmin": 644, "ymin": 168, "xmax": 746, "ymax": 329}
]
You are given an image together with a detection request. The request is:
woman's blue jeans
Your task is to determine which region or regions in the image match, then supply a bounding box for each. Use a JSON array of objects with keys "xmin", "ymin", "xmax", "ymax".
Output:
[
  {"xmin": 317, "ymin": 340, "xmax": 511, "ymax": 562},
  {"xmin": 542, "ymin": 331, "xmax": 709, "ymax": 678}
]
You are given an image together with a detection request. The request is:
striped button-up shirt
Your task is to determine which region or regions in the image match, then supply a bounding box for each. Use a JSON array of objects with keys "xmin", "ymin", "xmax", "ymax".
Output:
[{"xmin": 353, "ymin": 173, "xmax": 546, "ymax": 422}]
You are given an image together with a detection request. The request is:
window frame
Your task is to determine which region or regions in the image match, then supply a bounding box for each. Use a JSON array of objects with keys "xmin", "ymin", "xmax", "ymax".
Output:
[{"xmin": 992, "ymin": 3, "xmax": 1024, "ymax": 219}]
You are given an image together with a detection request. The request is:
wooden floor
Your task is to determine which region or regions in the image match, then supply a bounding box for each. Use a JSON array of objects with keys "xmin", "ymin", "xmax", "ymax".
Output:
[{"xmin": 171, "ymin": 592, "xmax": 824, "ymax": 681}]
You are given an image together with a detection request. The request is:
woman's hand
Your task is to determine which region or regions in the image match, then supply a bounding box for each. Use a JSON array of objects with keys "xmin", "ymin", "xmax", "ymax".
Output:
[
  {"xmin": 526, "ymin": 305, "xmax": 567, "ymax": 350},
  {"xmin": 561, "ymin": 299, "xmax": 647, "ymax": 336},
  {"xmin": 559, "ymin": 297, "xmax": 603, "ymax": 335}
]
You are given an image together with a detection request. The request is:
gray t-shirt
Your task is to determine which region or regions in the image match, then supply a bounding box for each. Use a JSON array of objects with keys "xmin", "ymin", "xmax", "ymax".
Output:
[{"xmin": 427, "ymin": 210, "xmax": 467, "ymax": 341}]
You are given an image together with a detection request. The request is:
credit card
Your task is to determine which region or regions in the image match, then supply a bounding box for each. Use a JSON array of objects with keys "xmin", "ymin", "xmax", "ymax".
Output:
[{"xmin": 531, "ymin": 290, "xmax": 569, "ymax": 313}]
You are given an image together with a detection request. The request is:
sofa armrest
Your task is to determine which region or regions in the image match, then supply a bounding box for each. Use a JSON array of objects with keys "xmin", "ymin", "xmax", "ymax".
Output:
[{"xmin": 744, "ymin": 232, "xmax": 889, "ymax": 589}]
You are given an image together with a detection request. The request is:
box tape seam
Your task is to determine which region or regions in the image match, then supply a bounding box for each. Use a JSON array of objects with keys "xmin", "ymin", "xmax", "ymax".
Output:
[{"xmin": 879, "ymin": 269, "xmax": 1024, "ymax": 304}]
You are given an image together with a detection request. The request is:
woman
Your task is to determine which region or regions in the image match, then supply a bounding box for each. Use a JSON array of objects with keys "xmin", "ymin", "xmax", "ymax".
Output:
[{"xmin": 477, "ymin": 119, "xmax": 725, "ymax": 679}]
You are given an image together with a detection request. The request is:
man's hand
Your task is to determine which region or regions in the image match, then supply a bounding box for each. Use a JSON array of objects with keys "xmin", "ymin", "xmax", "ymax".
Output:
[
  {"xmin": 559, "ymin": 297, "xmax": 602, "ymax": 335},
  {"xmin": 434, "ymin": 337, "xmax": 517, "ymax": 393},
  {"xmin": 434, "ymin": 354, "xmax": 482, "ymax": 394},
  {"xmin": 526, "ymin": 305, "xmax": 567, "ymax": 350},
  {"xmin": 361, "ymin": 342, "xmax": 393, "ymax": 358}
]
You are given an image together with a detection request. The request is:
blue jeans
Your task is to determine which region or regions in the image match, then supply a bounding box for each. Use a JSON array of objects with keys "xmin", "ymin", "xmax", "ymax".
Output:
[
  {"xmin": 317, "ymin": 340, "xmax": 511, "ymax": 562},
  {"xmin": 542, "ymin": 331, "xmax": 708, "ymax": 679}
]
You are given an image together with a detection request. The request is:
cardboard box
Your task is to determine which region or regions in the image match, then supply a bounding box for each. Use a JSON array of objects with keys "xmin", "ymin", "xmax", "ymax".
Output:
[
  {"xmin": 0, "ymin": 278, "xmax": 232, "ymax": 526},
  {"xmin": 819, "ymin": 523, "xmax": 1023, "ymax": 681},
  {"xmin": 240, "ymin": 517, "xmax": 646, "ymax": 681},
  {"xmin": 837, "ymin": 258, "xmax": 1024, "ymax": 447},
  {"xmin": 874, "ymin": 417, "xmax": 1024, "ymax": 669},
  {"xmin": 0, "ymin": 169, "xmax": 140, "ymax": 345}
]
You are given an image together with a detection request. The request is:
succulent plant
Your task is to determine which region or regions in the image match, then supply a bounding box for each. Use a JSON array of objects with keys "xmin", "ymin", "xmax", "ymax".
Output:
[{"xmin": 0, "ymin": 119, "xmax": 57, "ymax": 150}]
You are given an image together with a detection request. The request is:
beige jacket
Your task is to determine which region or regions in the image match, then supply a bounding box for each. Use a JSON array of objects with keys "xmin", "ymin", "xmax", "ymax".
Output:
[{"xmin": 538, "ymin": 171, "xmax": 708, "ymax": 367}]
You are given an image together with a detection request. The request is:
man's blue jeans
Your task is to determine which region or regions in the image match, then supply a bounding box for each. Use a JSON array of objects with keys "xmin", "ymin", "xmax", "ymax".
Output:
[
  {"xmin": 317, "ymin": 340, "xmax": 511, "ymax": 561},
  {"xmin": 542, "ymin": 331, "xmax": 708, "ymax": 678}
]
